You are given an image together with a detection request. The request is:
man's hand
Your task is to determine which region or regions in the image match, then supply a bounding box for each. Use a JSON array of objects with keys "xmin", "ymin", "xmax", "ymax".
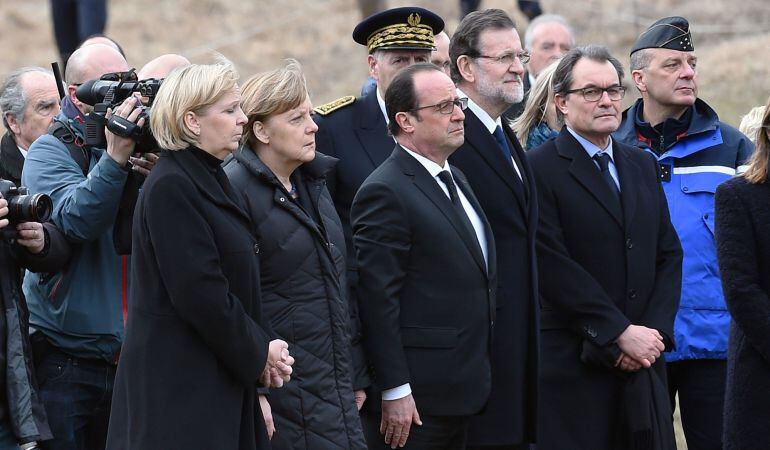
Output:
[
  {"xmin": 129, "ymin": 152, "xmax": 158, "ymax": 176},
  {"xmin": 105, "ymin": 94, "xmax": 144, "ymax": 166},
  {"xmin": 616, "ymin": 325, "xmax": 665, "ymax": 368},
  {"xmin": 258, "ymin": 395, "xmax": 275, "ymax": 440},
  {"xmin": 15, "ymin": 222, "xmax": 46, "ymax": 254},
  {"xmin": 615, "ymin": 352, "xmax": 643, "ymax": 372},
  {"xmin": 354, "ymin": 389, "xmax": 367, "ymax": 411},
  {"xmin": 380, "ymin": 394, "xmax": 421, "ymax": 449},
  {"xmin": 0, "ymin": 198, "xmax": 8, "ymax": 229}
]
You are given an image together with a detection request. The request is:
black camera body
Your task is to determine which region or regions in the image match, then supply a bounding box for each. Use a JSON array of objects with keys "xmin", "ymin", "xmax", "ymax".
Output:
[
  {"xmin": 76, "ymin": 76, "xmax": 163, "ymax": 154},
  {"xmin": 0, "ymin": 179, "xmax": 53, "ymax": 241}
]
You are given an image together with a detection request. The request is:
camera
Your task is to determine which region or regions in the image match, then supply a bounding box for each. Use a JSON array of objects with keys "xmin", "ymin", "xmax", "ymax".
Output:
[
  {"xmin": 0, "ymin": 180, "xmax": 53, "ymax": 241},
  {"xmin": 75, "ymin": 70, "xmax": 163, "ymax": 154}
]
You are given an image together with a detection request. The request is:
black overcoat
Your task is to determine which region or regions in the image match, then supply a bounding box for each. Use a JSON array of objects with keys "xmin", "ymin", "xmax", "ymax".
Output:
[
  {"xmin": 351, "ymin": 145, "xmax": 497, "ymax": 416},
  {"xmin": 448, "ymin": 111, "xmax": 539, "ymax": 446},
  {"xmin": 224, "ymin": 148, "xmax": 366, "ymax": 449},
  {"xmin": 715, "ymin": 176, "xmax": 770, "ymax": 449},
  {"xmin": 106, "ymin": 148, "xmax": 271, "ymax": 450},
  {"xmin": 528, "ymin": 129, "xmax": 682, "ymax": 450}
]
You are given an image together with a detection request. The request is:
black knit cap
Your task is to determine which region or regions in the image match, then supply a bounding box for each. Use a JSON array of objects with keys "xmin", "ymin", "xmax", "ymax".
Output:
[
  {"xmin": 352, "ymin": 7, "xmax": 444, "ymax": 54},
  {"xmin": 630, "ymin": 16, "xmax": 694, "ymax": 55}
]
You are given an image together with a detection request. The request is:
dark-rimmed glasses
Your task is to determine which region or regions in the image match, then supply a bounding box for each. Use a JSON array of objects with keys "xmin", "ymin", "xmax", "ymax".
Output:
[
  {"xmin": 565, "ymin": 85, "xmax": 626, "ymax": 102},
  {"xmin": 410, "ymin": 97, "xmax": 469, "ymax": 115},
  {"xmin": 474, "ymin": 51, "xmax": 531, "ymax": 66}
]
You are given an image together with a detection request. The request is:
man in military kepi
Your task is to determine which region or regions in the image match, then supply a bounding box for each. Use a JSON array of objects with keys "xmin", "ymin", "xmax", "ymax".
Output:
[
  {"xmin": 614, "ymin": 16, "xmax": 754, "ymax": 450},
  {"xmin": 313, "ymin": 5, "xmax": 444, "ymax": 420}
]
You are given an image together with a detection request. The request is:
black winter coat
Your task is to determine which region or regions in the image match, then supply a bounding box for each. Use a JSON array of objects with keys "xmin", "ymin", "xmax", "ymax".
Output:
[
  {"xmin": 715, "ymin": 176, "xmax": 770, "ymax": 449},
  {"xmin": 225, "ymin": 147, "xmax": 366, "ymax": 450},
  {"xmin": 106, "ymin": 148, "xmax": 272, "ymax": 450}
]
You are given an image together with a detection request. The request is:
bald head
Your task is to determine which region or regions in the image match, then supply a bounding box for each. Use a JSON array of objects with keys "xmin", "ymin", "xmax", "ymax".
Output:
[
  {"xmin": 138, "ymin": 54, "xmax": 191, "ymax": 80},
  {"xmin": 65, "ymin": 44, "xmax": 129, "ymax": 86}
]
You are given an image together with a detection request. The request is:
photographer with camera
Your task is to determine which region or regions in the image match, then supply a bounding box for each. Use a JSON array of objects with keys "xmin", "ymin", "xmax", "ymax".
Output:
[
  {"xmin": 20, "ymin": 43, "xmax": 152, "ymax": 450},
  {"xmin": 0, "ymin": 180, "xmax": 71, "ymax": 450}
]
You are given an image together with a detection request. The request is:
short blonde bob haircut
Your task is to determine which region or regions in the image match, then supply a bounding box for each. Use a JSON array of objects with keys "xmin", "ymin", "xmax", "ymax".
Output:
[
  {"xmin": 150, "ymin": 60, "xmax": 239, "ymax": 151},
  {"xmin": 738, "ymin": 105, "xmax": 764, "ymax": 145},
  {"xmin": 240, "ymin": 59, "xmax": 309, "ymax": 150}
]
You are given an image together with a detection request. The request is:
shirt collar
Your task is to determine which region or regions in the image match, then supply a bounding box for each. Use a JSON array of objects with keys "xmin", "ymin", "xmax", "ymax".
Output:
[
  {"xmin": 17, "ymin": 146, "xmax": 27, "ymax": 158},
  {"xmin": 399, "ymin": 144, "xmax": 448, "ymax": 177},
  {"xmin": 566, "ymin": 127, "xmax": 614, "ymax": 160},
  {"xmin": 456, "ymin": 88, "xmax": 502, "ymax": 134},
  {"xmin": 376, "ymin": 88, "xmax": 389, "ymax": 125},
  {"xmin": 528, "ymin": 72, "xmax": 537, "ymax": 88}
]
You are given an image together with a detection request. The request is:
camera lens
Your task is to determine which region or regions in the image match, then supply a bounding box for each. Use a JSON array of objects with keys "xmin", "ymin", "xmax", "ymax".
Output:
[{"xmin": 8, "ymin": 193, "xmax": 53, "ymax": 223}]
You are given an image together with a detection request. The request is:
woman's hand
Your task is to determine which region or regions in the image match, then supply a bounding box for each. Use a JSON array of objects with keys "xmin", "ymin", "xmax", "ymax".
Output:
[
  {"xmin": 258, "ymin": 395, "xmax": 275, "ymax": 440},
  {"xmin": 262, "ymin": 339, "xmax": 294, "ymax": 388},
  {"xmin": 354, "ymin": 389, "xmax": 367, "ymax": 411}
]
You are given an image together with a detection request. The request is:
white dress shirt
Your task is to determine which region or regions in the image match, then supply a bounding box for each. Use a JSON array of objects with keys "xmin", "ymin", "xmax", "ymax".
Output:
[
  {"xmin": 456, "ymin": 88, "xmax": 523, "ymax": 180},
  {"xmin": 18, "ymin": 146, "xmax": 27, "ymax": 159},
  {"xmin": 566, "ymin": 127, "xmax": 620, "ymax": 190},
  {"xmin": 381, "ymin": 144, "xmax": 489, "ymax": 401}
]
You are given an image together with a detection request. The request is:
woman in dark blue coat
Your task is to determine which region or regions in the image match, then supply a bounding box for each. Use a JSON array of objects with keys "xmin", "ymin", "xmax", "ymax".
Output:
[
  {"xmin": 106, "ymin": 62, "xmax": 292, "ymax": 450},
  {"xmin": 225, "ymin": 60, "xmax": 366, "ymax": 450},
  {"xmin": 715, "ymin": 97, "xmax": 770, "ymax": 450}
]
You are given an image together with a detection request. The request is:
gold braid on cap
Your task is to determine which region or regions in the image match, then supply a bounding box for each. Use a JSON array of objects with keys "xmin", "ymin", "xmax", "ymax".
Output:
[
  {"xmin": 366, "ymin": 13, "xmax": 435, "ymax": 53},
  {"xmin": 638, "ymin": 23, "xmax": 694, "ymax": 50}
]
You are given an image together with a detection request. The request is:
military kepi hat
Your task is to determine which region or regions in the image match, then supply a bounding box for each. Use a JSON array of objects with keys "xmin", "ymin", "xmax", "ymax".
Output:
[
  {"xmin": 631, "ymin": 16, "xmax": 694, "ymax": 55},
  {"xmin": 353, "ymin": 7, "xmax": 444, "ymax": 54}
]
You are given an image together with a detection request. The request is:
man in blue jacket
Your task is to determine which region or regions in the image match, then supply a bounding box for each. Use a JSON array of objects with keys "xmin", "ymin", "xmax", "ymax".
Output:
[
  {"xmin": 21, "ymin": 43, "xmax": 146, "ymax": 450},
  {"xmin": 614, "ymin": 16, "xmax": 753, "ymax": 450}
]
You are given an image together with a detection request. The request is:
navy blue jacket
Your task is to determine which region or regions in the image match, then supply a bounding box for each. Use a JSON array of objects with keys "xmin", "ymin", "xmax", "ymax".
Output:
[{"xmin": 614, "ymin": 98, "xmax": 753, "ymax": 361}]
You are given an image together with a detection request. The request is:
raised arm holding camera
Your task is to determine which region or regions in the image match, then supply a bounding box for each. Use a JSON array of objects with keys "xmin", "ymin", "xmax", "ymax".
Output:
[{"xmin": 20, "ymin": 43, "xmax": 149, "ymax": 450}]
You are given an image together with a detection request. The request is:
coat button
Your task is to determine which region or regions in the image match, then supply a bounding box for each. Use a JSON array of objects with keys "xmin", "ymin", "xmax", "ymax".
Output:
[
  {"xmin": 279, "ymin": 197, "xmax": 286, "ymax": 202},
  {"xmin": 682, "ymin": 186, "xmax": 689, "ymax": 192},
  {"xmin": 253, "ymin": 243, "xmax": 260, "ymax": 254},
  {"xmin": 626, "ymin": 238, "xmax": 633, "ymax": 249},
  {"xmin": 629, "ymin": 289, "xmax": 637, "ymax": 300}
]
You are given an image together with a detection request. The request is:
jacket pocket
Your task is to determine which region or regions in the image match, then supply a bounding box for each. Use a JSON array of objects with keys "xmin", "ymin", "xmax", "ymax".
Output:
[{"xmin": 400, "ymin": 327, "xmax": 458, "ymax": 349}]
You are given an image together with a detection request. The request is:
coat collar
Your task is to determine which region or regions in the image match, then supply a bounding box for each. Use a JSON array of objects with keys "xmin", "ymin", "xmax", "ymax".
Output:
[
  {"xmin": 233, "ymin": 144, "xmax": 338, "ymax": 185},
  {"xmin": 354, "ymin": 90, "xmax": 396, "ymax": 167},
  {"xmin": 0, "ymin": 132, "xmax": 24, "ymax": 184}
]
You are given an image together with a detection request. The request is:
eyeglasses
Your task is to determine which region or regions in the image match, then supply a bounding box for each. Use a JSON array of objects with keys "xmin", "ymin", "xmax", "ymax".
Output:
[
  {"xmin": 410, "ymin": 97, "xmax": 469, "ymax": 115},
  {"xmin": 474, "ymin": 51, "xmax": 531, "ymax": 66},
  {"xmin": 565, "ymin": 85, "xmax": 626, "ymax": 102}
]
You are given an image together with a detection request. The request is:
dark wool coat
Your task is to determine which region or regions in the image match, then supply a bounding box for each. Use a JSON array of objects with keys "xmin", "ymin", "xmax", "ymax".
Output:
[
  {"xmin": 106, "ymin": 148, "xmax": 272, "ymax": 450},
  {"xmin": 715, "ymin": 176, "xmax": 770, "ymax": 449},
  {"xmin": 225, "ymin": 148, "xmax": 366, "ymax": 450}
]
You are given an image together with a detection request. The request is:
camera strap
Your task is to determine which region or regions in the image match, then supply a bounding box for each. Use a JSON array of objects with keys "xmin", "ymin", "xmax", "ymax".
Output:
[{"xmin": 50, "ymin": 119, "xmax": 91, "ymax": 177}]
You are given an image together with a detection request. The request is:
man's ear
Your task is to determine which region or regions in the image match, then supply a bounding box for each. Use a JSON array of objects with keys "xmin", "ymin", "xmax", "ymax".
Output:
[
  {"xmin": 456, "ymin": 55, "xmax": 475, "ymax": 84},
  {"xmin": 252, "ymin": 121, "xmax": 269, "ymax": 145},
  {"xmin": 5, "ymin": 112, "xmax": 21, "ymax": 136},
  {"xmin": 394, "ymin": 111, "xmax": 414, "ymax": 134},
  {"xmin": 554, "ymin": 94, "xmax": 568, "ymax": 116},
  {"xmin": 67, "ymin": 84, "xmax": 82, "ymax": 109},
  {"xmin": 368, "ymin": 54, "xmax": 379, "ymax": 81},
  {"xmin": 631, "ymin": 70, "xmax": 647, "ymax": 93}
]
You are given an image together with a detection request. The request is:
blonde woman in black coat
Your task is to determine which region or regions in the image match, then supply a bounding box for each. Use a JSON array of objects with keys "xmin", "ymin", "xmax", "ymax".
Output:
[
  {"xmin": 106, "ymin": 61, "xmax": 293, "ymax": 450},
  {"xmin": 224, "ymin": 60, "xmax": 366, "ymax": 449},
  {"xmin": 715, "ymin": 96, "xmax": 770, "ymax": 450}
]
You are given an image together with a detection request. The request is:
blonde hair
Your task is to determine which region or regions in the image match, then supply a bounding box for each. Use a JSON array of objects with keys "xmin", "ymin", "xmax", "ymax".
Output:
[
  {"xmin": 150, "ymin": 60, "xmax": 239, "ymax": 150},
  {"xmin": 738, "ymin": 105, "xmax": 765, "ymax": 144},
  {"xmin": 240, "ymin": 59, "xmax": 309, "ymax": 150},
  {"xmin": 743, "ymin": 96, "xmax": 770, "ymax": 184},
  {"xmin": 511, "ymin": 60, "xmax": 561, "ymax": 148}
]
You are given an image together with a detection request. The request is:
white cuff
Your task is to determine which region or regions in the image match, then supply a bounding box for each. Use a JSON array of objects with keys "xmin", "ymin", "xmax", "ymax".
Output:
[{"xmin": 382, "ymin": 383, "xmax": 412, "ymax": 401}]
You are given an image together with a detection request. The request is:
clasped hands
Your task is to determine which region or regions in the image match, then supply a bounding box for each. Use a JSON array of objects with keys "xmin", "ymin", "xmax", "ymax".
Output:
[
  {"xmin": 260, "ymin": 339, "xmax": 295, "ymax": 388},
  {"xmin": 614, "ymin": 324, "xmax": 665, "ymax": 372}
]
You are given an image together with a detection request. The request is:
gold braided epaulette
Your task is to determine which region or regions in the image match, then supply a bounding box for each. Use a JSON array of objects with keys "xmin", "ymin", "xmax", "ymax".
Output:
[{"xmin": 314, "ymin": 96, "xmax": 356, "ymax": 116}]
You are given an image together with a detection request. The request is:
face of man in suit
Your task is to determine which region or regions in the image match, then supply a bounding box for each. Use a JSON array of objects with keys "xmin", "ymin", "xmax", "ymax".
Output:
[
  {"xmin": 4, "ymin": 71, "xmax": 60, "ymax": 151},
  {"xmin": 527, "ymin": 21, "xmax": 573, "ymax": 78},
  {"xmin": 456, "ymin": 27, "xmax": 525, "ymax": 118},
  {"xmin": 394, "ymin": 70, "xmax": 466, "ymax": 164},
  {"xmin": 554, "ymin": 58, "xmax": 622, "ymax": 148},
  {"xmin": 369, "ymin": 49, "xmax": 431, "ymax": 98},
  {"xmin": 431, "ymin": 32, "xmax": 451, "ymax": 76}
]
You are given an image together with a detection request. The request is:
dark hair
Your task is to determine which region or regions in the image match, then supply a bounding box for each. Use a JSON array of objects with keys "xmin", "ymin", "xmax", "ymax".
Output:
[
  {"xmin": 385, "ymin": 63, "xmax": 443, "ymax": 136},
  {"xmin": 449, "ymin": 9, "xmax": 516, "ymax": 84},
  {"xmin": 552, "ymin": 45, "xmax": 625, "ymax": 120}
]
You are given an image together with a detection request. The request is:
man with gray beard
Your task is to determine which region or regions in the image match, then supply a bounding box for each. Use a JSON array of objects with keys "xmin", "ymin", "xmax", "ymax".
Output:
[{"xmin": 448, "ymin": 9, "xmax": 540, "ymax": 450}]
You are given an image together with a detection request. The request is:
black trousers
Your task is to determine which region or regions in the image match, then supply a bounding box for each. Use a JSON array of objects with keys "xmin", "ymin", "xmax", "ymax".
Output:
[
  {"xmin": 362, "ymin": 409, "xmax": 470, "ymax": 450},
  {"xmin": 667, "ymin": 359, "xmax": 726, "ymax": 450}
]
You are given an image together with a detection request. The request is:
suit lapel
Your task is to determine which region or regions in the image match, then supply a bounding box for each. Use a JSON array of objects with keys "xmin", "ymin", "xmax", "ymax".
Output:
[
  {"xmin": 354, "ymin": 91, "xmax": 395, "ymax": 168},
  {"xmin": 452, "ymin": 167, "xmax": 495, "ymax": 280},
  {"xmin": 463, "ymin": 111, "xmax": 528, "ymax": 216},
  {"xmin": 394, "ymin": 147, "xmax": 488, "ymax": 275},
  {"xmin": 613, "ymin": 143, "xmax": 639, "ymax": 228},
  {"xmin": 0, "ymin": 133, "xmax": 24, "ymax": 183},
  {"xmin": 557, "ymin": 130, "xmax": 624, "ymax": 227}
]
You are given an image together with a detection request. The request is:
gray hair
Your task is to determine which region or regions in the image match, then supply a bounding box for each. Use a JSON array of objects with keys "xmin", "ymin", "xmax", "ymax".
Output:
[
  {"xmin": 449, "ymin": 8, "xmax": 517, "ymax": 84},
  {"xmin": 552, "ymin": 45, "xmax": 625, "ymax": 121},
  {"xmin": 0, "ymin": 67, "xmax": 51, "ymax": 131},
  {"xmin": 524, "ymin": 14, "xmax": 575, "ymax": 50},
  {"xmin": 630, "ymin": 48, "xmax": 654, "ymax": 72}
]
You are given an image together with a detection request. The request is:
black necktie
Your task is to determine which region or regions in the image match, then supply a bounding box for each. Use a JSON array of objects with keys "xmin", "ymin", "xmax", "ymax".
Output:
[
  {"xmin": 437, "ymin": 170, "xmax": 483, "ymax": 255},
  {"xmin": 593, "ymin": 152, "xmax": 621, "ymax": 204}
]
